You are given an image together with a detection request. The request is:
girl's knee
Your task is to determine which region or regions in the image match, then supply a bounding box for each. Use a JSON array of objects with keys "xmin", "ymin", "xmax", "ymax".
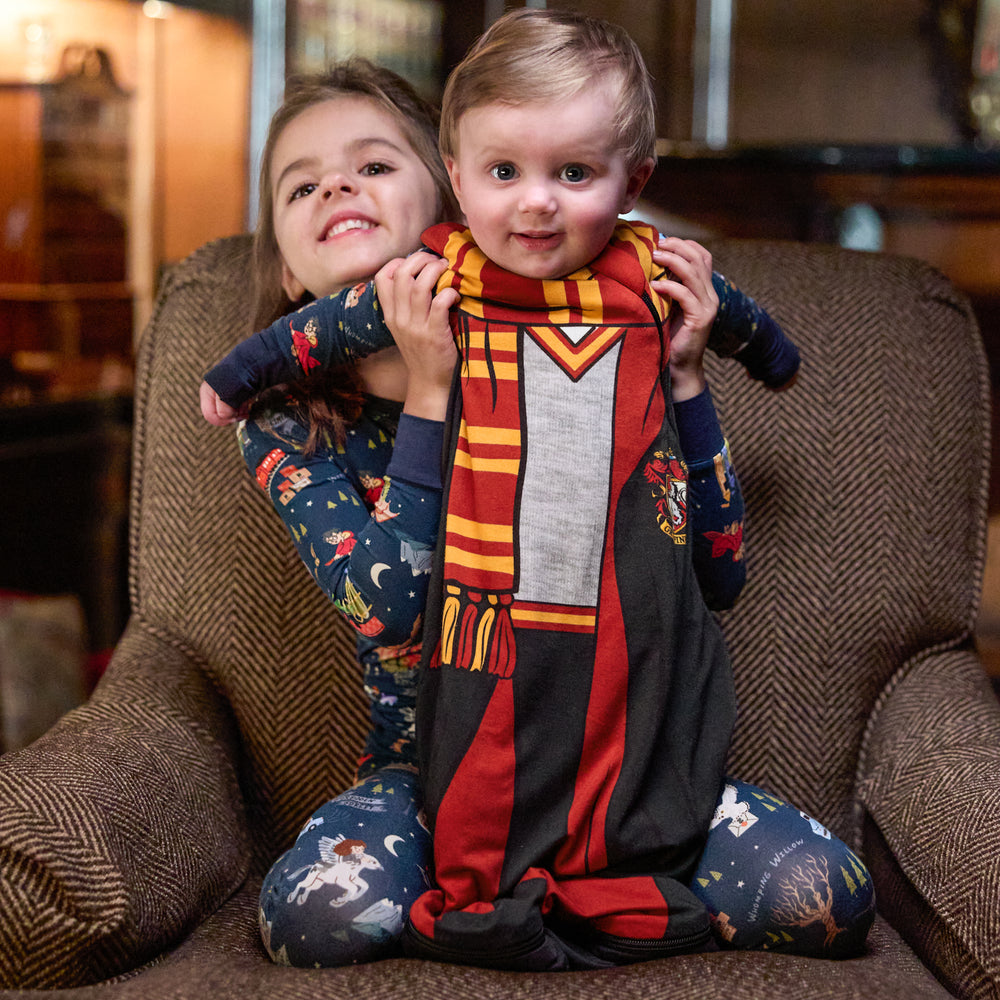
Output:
[
  {"xmin": 692, "ymin": 778, "xmax": 875, "ymax": 957},
  {"xmin": 258, "ymin": 768, "xmax": 432, "ymax": 966}
]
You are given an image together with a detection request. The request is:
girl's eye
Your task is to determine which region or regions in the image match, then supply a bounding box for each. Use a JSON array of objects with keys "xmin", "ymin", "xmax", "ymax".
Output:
[
  {"xmin": 289, "ymin": 182, "xmax": 316, "ymax": 202},
  {"xmin": 490, "ymin": 163, "xmax": 517, "ymax": 181},
  {"xmin": 560, "ymin": 164, "xmax": 590, "ymax": 183},
  {"xmin": 361, "ymin": 161, "xmax": 393, "ymax": 176}
]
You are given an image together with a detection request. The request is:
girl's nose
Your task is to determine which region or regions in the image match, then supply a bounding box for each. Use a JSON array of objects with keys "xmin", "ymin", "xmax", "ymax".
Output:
[{"xmin": 321, "ymin": 172, "xmax": 357, "ymax": 198}]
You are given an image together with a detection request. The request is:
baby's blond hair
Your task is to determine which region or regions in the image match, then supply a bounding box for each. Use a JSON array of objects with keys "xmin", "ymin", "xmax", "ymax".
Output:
[{"xmin": 439, "ymin": 8, "xmax": 657, "ymax": 172}]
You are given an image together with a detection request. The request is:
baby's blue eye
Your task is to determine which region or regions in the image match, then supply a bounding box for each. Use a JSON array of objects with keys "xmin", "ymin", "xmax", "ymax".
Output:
[
  {"xmin": 560, "ymin": 164, "xmax": 589, "ymax": 183},
  {"xmin": 491, "ymin": 163, "xmax": 517, "ymax": 181}
]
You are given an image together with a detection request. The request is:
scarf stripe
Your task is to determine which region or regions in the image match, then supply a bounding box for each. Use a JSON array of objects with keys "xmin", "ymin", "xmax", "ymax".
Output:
[
  {"xmin": 511, "ymin": 601, "xmax": 597, "ymax": 632},
  {"xmin": 527, "ymin": 325, "xmax": 625, "ymax": 380},
  {"xmin": 443, "ymin": 228, "xmax": 487, "ymax": 308}
]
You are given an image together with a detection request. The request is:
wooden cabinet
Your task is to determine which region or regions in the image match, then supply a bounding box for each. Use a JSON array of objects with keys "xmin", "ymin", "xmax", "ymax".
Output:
[{"xmin": 0, "ymin": 47, "xmax": 132, "ymax": 371}]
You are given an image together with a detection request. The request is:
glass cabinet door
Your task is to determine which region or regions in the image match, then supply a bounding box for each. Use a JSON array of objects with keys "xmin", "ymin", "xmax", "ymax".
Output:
[{"xmin": 288, "ymin": 0, "xmax": 443, "ymax": 98}]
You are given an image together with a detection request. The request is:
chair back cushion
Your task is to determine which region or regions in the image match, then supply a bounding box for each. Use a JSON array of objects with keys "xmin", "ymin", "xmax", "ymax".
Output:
[
  {"xmin": 132, "ymin": 237, "xmax": 368, "ymax": 868},
  {"xmin": 706, "ymin": 239, "xmax": 989, "ymax": 839}
]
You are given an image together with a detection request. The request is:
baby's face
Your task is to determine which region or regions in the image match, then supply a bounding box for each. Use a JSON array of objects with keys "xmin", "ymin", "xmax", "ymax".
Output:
[{"xmin": 444, "ymin": 82, "xmax": 652, "ymax": 280}]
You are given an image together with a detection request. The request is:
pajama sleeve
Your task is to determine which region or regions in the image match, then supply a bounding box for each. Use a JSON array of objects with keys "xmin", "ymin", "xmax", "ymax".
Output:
[
  {"xmin": 674, "ymin": 386, "xmax": 746, "ymax": 610},
  {"xmin": 204, "ymin": 279, "xmax": 393, "ymax": 409},
  {"xmin": 237, "ymin": 410, "xmax": 443, "ymax": 646},
  {"xmin": 708, "ymin": 272, "xmax": 800, "ymax": 389}
]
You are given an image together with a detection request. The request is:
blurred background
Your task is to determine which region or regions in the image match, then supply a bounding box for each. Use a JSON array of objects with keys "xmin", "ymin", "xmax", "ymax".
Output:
[{"xmin": 1, "ymin": 0, "xmax": 999, "ymax": 745}]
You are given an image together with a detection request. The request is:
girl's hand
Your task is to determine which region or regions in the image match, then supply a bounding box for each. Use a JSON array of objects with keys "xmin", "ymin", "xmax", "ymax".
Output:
[
  {"xmin": 200, "ymin": 380, "xmax": 242, "ymax": 426},
  {"xmin": 375, "ymin": 252, "xmax": 460, "ymax": 421},
  {"xmin": 652, "ymin": 237, "xmax": 718, "ymax": 401}
]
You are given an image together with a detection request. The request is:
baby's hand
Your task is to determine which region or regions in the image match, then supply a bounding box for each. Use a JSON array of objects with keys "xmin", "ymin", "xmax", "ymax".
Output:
[
  {"xmin": 199, "ymin": 380, "xmax": 241, "ymax": 426},
  {"xmin": 652, "ymin": 237, "xmax": 718, "ymax": 401}
]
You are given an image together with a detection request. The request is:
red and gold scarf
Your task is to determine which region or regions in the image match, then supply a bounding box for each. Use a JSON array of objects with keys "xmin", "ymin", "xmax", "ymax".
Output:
[{"xmin": 422, "ymin": 221, "xmax": 670, "ymax": 678}]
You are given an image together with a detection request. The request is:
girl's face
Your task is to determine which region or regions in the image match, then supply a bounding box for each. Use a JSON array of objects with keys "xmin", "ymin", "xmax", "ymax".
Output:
[{"xmin": 271, "ymin": 96, "xmax": 441, "ymax": 300}]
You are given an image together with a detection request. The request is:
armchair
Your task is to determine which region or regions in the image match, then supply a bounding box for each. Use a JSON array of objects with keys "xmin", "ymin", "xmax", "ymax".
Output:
[{"xmin": 0, "ymin": 234, "xmax": 997, "ymax": 999}]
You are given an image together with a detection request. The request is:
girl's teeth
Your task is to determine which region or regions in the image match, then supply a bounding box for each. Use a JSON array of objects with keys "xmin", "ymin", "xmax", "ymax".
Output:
[{"xmin": 328, "ymin": 220, "xmax": 374, "ymax": 237}]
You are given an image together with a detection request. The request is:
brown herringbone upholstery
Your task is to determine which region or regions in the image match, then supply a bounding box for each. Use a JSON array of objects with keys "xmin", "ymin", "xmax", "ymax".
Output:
[{"xmin": 0, "ymin": 234, "xmax": 998, "ymax": 999}]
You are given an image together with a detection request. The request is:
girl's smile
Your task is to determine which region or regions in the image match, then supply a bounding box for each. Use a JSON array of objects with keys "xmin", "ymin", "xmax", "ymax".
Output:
[
  {"xmin": 271, "ymin": 96, "xmax": 441, "ymax": 300},
  {"xmin": 321, "ymin": 215, "xmax": 378, "ymax": 240}
]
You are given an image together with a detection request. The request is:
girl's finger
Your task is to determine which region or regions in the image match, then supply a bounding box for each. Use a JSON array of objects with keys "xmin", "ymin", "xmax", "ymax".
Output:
[
  {"xmin": 655, "ymin": 244, "xmax": 711, "ymax": 272},
  {"xmin": 379, "ymin": 257, "xmax": 404, "ymax": 281},
  {"xmin": 432, "ymin": 287, "xmax": 460, "ymax": 314},
  {"xmin": 399, "ymin": 250, "xmax": 447, "ymax": 281},
  {"xmin": 413, "ymin": 257, "xmax": 449, "ymax": 295}
]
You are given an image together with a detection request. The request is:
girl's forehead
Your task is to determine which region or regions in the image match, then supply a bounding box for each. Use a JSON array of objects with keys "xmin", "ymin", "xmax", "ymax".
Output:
[{"xmin": 275, "ymin": 96, "xmax": 413, "ymax": 162}]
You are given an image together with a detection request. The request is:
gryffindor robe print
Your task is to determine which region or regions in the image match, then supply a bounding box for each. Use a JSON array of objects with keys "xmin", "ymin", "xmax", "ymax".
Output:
[{"xmin": 405, "ymin": 222, "xmax": 736, "ymax": 970}]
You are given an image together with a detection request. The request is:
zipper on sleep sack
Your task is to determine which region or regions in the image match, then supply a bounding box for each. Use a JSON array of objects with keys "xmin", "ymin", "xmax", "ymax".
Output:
[
  {"xmin": 402, "ymin": 922, "xmax": 549, "ymax": 967},
  {"xmin": 589, "ymin": 924, "xmax": 712, "ymax": 962}
]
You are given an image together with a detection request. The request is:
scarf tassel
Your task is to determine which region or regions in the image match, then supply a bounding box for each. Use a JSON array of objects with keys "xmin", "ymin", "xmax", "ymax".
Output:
[
  {"xmin": 488, "ymin": 599, "xmax": 516, "ymax": 678},
  {"xmin": 439, "ymin": 588, "xmax": 516, "ymax": 676},
  {"xmin": 456, "ymin": 597, "xmax": 480, "ymax": 670}
]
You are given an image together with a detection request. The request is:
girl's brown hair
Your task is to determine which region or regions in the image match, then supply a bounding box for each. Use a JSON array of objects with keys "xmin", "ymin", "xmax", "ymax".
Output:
[{"xmin": 251, "ymin": 59, "xmax": 459, "ymax": 451}]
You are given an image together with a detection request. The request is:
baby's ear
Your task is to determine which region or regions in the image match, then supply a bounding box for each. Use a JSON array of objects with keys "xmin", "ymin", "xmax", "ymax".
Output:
[
  {"xmin": 621, "ymin": 156, "xmax": 655, "ymax": 214},
  {"xmin": 281, "ymin": 261, "xmax": 307, "ymax": 302}
]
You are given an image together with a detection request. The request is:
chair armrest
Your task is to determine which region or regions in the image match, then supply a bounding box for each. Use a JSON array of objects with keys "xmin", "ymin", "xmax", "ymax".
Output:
[
  {"xmin": 856, "ymin": 645, "xmax": 1000, "ymax": 1000},
  {"xmin": 0, "ymin": 619, "xmax": 251, "ymax": 989}
]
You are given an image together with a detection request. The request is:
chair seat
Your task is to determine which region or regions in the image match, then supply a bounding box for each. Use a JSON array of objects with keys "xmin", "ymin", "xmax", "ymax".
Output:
[{"xmin": 76, "ymin": 881, "xmax": 949, "ymax": 1000}]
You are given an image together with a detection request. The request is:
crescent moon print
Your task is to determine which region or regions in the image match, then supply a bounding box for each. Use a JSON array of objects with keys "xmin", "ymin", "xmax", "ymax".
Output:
[
  {"xmin": 370, "ymin": 562, "xmax": 391, "ymax": 588},
  {"xmin": 384, "ymin": 835, "xmax": 405, "ymax": 857}
]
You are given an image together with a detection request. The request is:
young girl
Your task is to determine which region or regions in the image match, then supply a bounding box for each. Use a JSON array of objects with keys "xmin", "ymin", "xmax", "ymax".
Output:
[{"xmin": 222, "ymin": 60, "xmax": 460, "ymax": 969}]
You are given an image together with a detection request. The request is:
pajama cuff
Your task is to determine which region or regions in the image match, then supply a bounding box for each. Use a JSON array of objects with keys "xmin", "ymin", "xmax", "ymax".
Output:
[
  {"xmin": 385, "ymin": 413, "xmax": 445, "ymax": 490},
  {"xmin": 674, "ymin": 385, "xmax": 725, "ymax": 470}
]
